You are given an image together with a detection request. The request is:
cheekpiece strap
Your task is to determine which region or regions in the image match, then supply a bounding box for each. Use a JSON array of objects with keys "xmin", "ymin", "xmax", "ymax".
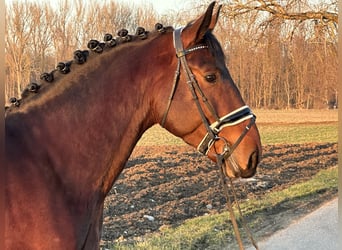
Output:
[{"xmin": 173, "ymin": 28, "xmax": 185, "ymax": 57}]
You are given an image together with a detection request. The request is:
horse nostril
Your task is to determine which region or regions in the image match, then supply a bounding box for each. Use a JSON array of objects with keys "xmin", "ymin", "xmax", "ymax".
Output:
[{"xmin": 248, "ymin": 151, "xmax": 259, "ymax": 170}]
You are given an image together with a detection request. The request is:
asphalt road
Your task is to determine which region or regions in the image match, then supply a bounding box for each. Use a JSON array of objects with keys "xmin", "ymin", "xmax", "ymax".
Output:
[{"xmin": 247, "ymin": 198, "xmax": 339, "ymax": 250}]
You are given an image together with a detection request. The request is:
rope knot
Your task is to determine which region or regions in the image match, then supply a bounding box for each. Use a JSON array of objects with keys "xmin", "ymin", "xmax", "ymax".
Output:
[
  {"xmin": 40, "ymin": 72, "xmax": 54, "ymax": 82},
  {"xmin": 87, "ymin": 39, "xmax": 105, "ymax": 53},
  {"xmin": 117, "ymin": 29, "xmax": 132, "ymax": 42},
  {"xmin": 57, "ymin": 61, "xmax": 72, "ymax": 74},
  {"xmin": 104, "ymin": 34, "xmax": 117, "ymax": 48},
  {"xmin": 136, "ymin": 27, "xmax": 148, "ymax": 39},
  {"xmin": 155, "ymin": 23, "xmax": 166, "ymax": 33},
  {"xmin": 10, "ymin": 97, "xmax": 20, "ymax": 107},
  {"xmin": 27, "ymin": 82, "xmax": 40, "ymax": 93},
  {"xmin": 74, "ymin": 50, "xmax": 89, "ymax": 64}
]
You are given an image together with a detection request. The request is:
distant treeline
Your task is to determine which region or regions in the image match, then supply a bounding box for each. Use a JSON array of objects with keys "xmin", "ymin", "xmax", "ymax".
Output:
[{"xmin": 5, "ymin": 0, "xmax": 337, "ymax": 109}]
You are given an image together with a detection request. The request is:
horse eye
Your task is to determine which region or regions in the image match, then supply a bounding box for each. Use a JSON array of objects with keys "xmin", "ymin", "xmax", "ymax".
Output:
[{"xmin": 205, "ymin": 74, "xmax": 217, "ymax": 83}]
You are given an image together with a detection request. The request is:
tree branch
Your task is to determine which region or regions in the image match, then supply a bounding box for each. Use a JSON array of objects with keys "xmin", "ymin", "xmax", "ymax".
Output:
[{"xmin": 224, "ymin": 0, "xmax": 338, "ymax": 24}]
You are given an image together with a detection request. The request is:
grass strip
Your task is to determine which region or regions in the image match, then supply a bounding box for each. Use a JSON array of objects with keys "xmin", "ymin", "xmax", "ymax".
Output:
[
  {"xmin": 259, "ymin": 123, "xmax": 338, "ymax": 144},
  {"xmin": 137, "ymin": 123, "xmax": 338, "ymax": 146}
]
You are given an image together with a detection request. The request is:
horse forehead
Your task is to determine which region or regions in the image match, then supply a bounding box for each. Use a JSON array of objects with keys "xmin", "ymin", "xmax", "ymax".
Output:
[
  {"xmin": 185, "ymin": 48, "xmax": 216, "ymax": 66},
  {"xmin": 188, "ymin": 52, "xmax": 227, "ymax": 76},
  {"xmin": 187, "ymin": 43, "xmax": 225, "ymax": 67}
]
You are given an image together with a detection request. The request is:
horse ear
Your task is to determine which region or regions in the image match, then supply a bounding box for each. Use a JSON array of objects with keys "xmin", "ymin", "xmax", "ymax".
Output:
[
  {"xmin": 181, "ymin": 2, "xmax": 222, "ymax": 47},
  {"xmin": 209, "ymin": 4, "xmax": 222, "ymax": 31}
]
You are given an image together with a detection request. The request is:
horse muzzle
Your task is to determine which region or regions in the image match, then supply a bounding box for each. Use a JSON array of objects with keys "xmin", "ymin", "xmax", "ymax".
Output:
[{"xmin": 220, "ymin": 149, "xmax": 259, "ymax": 179}]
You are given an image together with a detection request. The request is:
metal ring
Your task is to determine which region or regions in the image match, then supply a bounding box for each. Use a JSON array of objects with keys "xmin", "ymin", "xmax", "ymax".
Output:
[{"xmin": 213, "ymin": 136, "xmax": 231, "ymax": 157}]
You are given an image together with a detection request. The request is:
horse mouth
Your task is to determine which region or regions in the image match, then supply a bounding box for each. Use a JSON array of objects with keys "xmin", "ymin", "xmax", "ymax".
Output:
[{"xmin": 223, "ymin": 151, "xmax": 258, "ymax": 179}]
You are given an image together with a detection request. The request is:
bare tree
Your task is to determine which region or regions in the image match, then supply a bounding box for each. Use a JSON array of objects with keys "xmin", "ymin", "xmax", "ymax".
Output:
[
  {"xmin": 218, "ymin": 0, "xmax": 338, "ymax": 109},
  {"xmin": 5, "ymin": 0, "xmax": 337, "ymax": 109},
  {"xmin": 28, "ymin": 3, "xmax": 55, "ymax": 79},
  {"xmin": 5, "ymin": 2, "xmax": 36, "ymax": 100},
  {"xmin": 223, "ymin": 0, "xmax": 337, "ymax": 24}
]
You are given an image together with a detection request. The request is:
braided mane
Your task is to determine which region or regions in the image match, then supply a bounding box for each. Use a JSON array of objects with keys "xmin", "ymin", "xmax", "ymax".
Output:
[{"xmin": 5, "ymin": 23, "xmax": 172, "ymax": 111}]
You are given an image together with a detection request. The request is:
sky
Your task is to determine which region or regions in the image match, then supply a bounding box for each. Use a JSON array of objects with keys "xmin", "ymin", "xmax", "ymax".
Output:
[
  {"xmin": 5, "ymin": 0, "xmax": 192, "ymax": 15},
  {"xmin": 120, "ymin": 0, "xmax": 191, "ymax": 15},
  {"xmin": 5, "ymin": 0, "xmax": 336, "ymax": 17},
  {"xmin": 6, "ymin": 0, "xmax": 335, "ymax": 14}
]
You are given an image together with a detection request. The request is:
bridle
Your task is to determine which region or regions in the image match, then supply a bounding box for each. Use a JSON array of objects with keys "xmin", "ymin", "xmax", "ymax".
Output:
[{"xmin": 161, "ymin": 27, "xmax": 256, "ymax": 165}]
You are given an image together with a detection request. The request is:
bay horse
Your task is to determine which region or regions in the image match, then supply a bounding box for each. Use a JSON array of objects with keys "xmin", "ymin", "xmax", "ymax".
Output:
[{"xmin": 5, "ymin": 2, "xmax": 261, "ymax": 249}]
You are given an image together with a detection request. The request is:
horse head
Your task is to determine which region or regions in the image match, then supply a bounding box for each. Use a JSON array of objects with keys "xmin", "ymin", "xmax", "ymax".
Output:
[{"xmin": 156, "ymin": 2, "xmax": 262, "ymax": 178}]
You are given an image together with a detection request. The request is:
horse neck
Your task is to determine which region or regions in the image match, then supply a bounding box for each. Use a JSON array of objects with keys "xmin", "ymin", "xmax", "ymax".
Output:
[{"xmin": 7, "ymin": 36, "xmax": 174, "ymax": 199}]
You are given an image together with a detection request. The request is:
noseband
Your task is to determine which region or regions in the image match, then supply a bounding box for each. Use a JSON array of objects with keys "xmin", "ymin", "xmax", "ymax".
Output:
[{"xmin": 161, "ymin": 27, "xmax": 256, "ymax": 161}]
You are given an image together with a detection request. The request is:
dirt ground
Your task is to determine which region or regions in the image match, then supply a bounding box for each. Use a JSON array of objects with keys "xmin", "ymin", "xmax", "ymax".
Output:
[{"xmin": 101, "ymin": 142, "xmax": 338, "ymax": 247}]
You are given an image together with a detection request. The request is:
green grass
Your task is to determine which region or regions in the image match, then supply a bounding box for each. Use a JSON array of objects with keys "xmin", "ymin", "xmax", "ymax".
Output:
[
  {"xmin": 258, "ymin": 123, "xmax": 338, "ymax": 144},
  {"xmin": 138, "ymin": 125, "xmax": 184, "ymax": 146},
  {"xmin": 111, "ymin": 167, "xmax": 338, "ymax": 250},
  {"xmin": 138, "ymin": 123, "xmax": 338, "ymax": 146}
]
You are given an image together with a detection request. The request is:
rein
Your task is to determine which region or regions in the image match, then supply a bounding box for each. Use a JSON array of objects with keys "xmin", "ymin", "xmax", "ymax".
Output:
[
  {"xmin": 216, "ymin": 155, "xmax": 259, "ymax": 250},
  {"xmin": 161, "ymin": 27, "xmax": 259, "ymax": 249}
]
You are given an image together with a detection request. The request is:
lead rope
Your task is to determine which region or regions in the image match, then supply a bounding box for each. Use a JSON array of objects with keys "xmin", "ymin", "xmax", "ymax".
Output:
[{"xmin": 216, "ymin": 154, "xmax": 259, "ymax": 250}]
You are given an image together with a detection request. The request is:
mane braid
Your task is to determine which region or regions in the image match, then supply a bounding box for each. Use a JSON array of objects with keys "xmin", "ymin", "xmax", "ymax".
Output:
[{"xmin": 5, "ymin": 23, "xmax": 171, "ymax": 112}]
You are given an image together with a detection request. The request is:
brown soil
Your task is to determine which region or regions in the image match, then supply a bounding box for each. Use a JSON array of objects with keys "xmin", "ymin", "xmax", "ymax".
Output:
[{"xmin": 101, "ymin": 142, "xmax": 338, "ymax": 247}]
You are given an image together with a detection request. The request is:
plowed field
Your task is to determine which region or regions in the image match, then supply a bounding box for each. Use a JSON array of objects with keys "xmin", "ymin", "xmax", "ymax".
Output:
[{"xmin": 101, "ymin": 142, "xmax": 338, "ymax": 246}]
